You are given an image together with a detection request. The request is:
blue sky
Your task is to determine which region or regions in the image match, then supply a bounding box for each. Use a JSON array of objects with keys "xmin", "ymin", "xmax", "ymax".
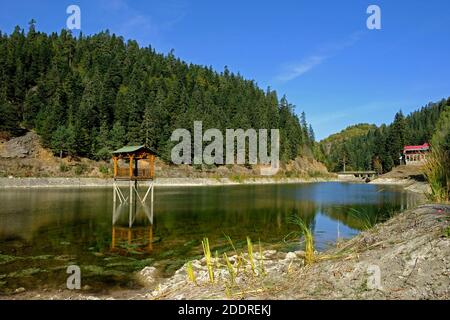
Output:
[{"xmin": 1, "ymin": 0, "xmax": 450, "ymax": 140}]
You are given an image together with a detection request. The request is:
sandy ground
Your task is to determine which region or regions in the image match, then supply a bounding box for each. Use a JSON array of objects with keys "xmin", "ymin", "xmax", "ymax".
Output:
[
  {"xmin": 369, "ymin": 165, "xmax": 431, "ymax": 195},
  {"xmin": 370, "ymin": 178, "xmax": 430, "ymax": 194}
]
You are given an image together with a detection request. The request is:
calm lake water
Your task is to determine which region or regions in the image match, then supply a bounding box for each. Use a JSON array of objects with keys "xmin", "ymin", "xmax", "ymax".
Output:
[{"xmin": 0, "ymin": 182, "xmax": 419, "ymax": 294}]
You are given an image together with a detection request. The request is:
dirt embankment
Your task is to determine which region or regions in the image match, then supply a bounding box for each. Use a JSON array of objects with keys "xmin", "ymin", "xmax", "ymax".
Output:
[
  {"xmin": 0, "ymin": 131, "xmax": 334, "ymax": 184},
  {"xmin": 370, "ymin": 165, "xmax": 431, "ymax": 195},
  {"xmin": 0, "ymin": 132, "xmax": 110, "ymax": 178}
]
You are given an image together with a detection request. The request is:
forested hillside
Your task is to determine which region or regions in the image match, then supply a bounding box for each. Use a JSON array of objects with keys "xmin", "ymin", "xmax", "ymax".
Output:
[
  {"xmin": 320, "ymin": 98, "xmax": 450, "ymax": 173},
  {"xmin": 320, "ymin": 124, "xmax": 376, "ymax": 156},
  {"xmin": 0, "ymin": 23, "xmax": 315, "ymax": 162}
]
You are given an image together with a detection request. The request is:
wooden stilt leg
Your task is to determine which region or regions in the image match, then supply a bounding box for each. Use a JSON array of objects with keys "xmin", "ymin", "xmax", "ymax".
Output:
[{"xmin": 129, "ymin": 181, "xmax": 133, "ymax": 228}]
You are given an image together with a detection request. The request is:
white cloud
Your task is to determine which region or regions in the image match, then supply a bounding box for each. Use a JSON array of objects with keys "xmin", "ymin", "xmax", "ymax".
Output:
[
  {"xmin": 275, "ymin": 31, "xmax": 364, "ymax": 82},
  {"xmin": 276, "ymin": 55, "xmax": 327, "ymax": 82},
  {"xmin": 99, "ymin": 0, "xmax": 187, "ymax": 47}
]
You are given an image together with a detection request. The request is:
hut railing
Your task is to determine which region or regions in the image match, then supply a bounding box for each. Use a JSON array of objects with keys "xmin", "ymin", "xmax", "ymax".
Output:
[{"xmin": 115, "ymin": 167, "xmax": 154, "ymax": 179}]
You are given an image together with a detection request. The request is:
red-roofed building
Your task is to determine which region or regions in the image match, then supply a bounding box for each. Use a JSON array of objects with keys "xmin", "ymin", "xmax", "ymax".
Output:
[{"xmin": 403, "ymin": 143, "xmax": 430, "ymax": 165}]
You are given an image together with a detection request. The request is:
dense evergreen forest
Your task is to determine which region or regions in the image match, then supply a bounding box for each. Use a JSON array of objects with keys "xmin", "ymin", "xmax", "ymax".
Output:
[
  {"xmin": 320, "ymin": 98, "xmax": 450, "ymax": 173},
  {"xmin": 0, "ymin": 23, "xmax": 315, "ymax": 162}
]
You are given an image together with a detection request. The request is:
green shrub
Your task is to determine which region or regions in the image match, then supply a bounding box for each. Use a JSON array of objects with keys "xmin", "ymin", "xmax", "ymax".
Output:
[
  {"xmin": 59, "ymin": 163, "xmax": 70, "ymax": 173},
  {"xmin": 99, "ymin": 165, "xmax": 109, "ymax": 175},
  {"xmin": 74, "ymin": 164, "xmax": 88, "ymax": 176},
  {"xmin": 424, "ymin": 106, "xmax": 450, "ymax": 203}
]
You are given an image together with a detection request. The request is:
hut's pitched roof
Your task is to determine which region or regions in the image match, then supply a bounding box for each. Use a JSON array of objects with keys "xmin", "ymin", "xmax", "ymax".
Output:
[{"xmin": 112, "ymin": 145, "xmax": 157, "ymax": 155}]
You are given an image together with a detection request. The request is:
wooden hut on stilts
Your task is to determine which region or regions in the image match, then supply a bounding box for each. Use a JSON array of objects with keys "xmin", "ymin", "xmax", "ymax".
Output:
[
  {"xmin": 111, "ymin": 145, "xmax": 156, "ymax": 227},
  {"xmin": 110, "ymin": 146, "xmax": 157, "ymax": 253}
]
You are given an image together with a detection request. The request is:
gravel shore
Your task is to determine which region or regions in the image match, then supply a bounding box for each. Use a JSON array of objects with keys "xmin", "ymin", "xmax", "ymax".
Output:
[
  {"xmin": 0, "ymin": 176, "xmax": 338, "ymax": 188},
  {"xmin": 370, "ymin": 178, "xmax": 430, "ymax": 194}
]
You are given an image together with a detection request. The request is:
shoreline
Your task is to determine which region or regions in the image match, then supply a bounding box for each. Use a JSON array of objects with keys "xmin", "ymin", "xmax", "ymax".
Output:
[
  {"xmin": 0, "ymin": 176, "xmax": 428, "ymax": 196},
  {"xmin": 370, "ymin": 177, "xmax": 430, "ymax": 194},
  {"xmin": 0, "ymin": 176, "xmax": 340, "ymax": 189}
]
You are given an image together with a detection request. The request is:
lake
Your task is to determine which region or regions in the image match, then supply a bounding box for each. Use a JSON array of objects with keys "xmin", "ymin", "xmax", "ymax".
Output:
[{"xmin": 0, "ymin": 182, "xmax": 420, "ymax": 294}]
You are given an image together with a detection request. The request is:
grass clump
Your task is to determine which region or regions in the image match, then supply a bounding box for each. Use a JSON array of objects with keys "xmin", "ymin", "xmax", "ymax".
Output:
[
  {"xmin": 230, "ymin": 174, "xmax": 244, "ymax": 183},
  {"xmin": 224, "ymin": 234, "xmax": 244, "ymax": 273},
  {"xmin": 258, "ymin": 240, "xmax": 266, "ymax": 276},
  {"xmin": 223, "ymin": 253, "xmax": 235, "ymax": 284},
  {"xmin": 183, "ymin": 235, "xmax": 267, "ymax": 290},
  {"xmin": 424, "ymin": 106, "xmax": 450, "ymax": 203},
  {"xmin": 186, "ymin": 261, "xmax": 197, "ymax": 284},
  {"xmin": 247, "ymin": 236, "xmax": 256, "ymax": 275},
  {"xmin": 349, "ymin": 208, "xmax": 378, "ymax": 230},
  {"xmin": 289, "ymin": 215, "xmax": 315, "ymax": 265},
  {"xmin": 424, "ymin": 148, "xmax": 449, "ymax": 203},
  {"xmin": 59, "ymin": 163, "xmax": 70, "ymax": 173},
  {"xmin": 99, "ymin": 165, "xmax": 109, "ymax": 175},
  {"xmin": 202, "ymin": 237, "xmax": 214, "ymax": 283},
  {"xmin": 443, "ymin": 226, "xmax": 450, "ymax": 238},
  {"xmin": 74, "ymin": 164, "xmax": 88, "ymax": 176}
]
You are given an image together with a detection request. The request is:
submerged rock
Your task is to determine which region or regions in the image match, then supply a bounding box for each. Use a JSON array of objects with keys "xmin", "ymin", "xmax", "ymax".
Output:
[
  {"xmin": 285, "ymin": 252, "xmax": 297, "ymax": 260},
  {"xmin": 138, "ymin": 267, "xmax": 158, "ymax": 285}
]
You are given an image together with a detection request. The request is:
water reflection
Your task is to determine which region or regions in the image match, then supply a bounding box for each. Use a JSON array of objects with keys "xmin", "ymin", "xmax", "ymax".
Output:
[
  {"xmin": 0, "ymin": 183, "xmax": 422, "ymax": 293},
  {"xmin": 111, "ymin": 226, "xmax": 153, "ymax": 254},
  {"xmin": 111, "ymin": 199, "xmax": 154, "ymax": 254}
]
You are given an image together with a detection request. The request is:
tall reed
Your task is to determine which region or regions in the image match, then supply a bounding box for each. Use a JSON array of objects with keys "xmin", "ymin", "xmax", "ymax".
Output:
[
  {"xmin": 202, "ymin": 237, "xmax": 214, "ymax": 283},
  {"xmin": 348, "ymin": 208, "xmax": 378, "ymax": 230},
  {"xmin": 223, "ymin": 253, "xmax": 236, "ymax": 284},
  {"xmin": 224, "ymin": 234, "xmax": 244, "ymax": 273},
  {"xmin": 424, "ymin": 106, "xmax": 450, "ymax": 203},
  {"xmin": 258, "ymin": 240, "xmax": 266, "ymax": 276},
  {"xmin": 424, "ymin": 148, "xmax": 449, "ymax": 202},
  {"xmin": 186, "ymin": 261, "xmax": 197, "ymax": 284},
  {"xmin": 289, "ymin": 216, "xmax": 315, "ymax": 265},
  {"xmin": 247, "ymin": 237, "xmax": 256, "ymax": 275}
]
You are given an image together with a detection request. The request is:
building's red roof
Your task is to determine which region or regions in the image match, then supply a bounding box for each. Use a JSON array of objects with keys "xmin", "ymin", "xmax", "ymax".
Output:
[{"xmin": 404, "ymin": 143, "xmax": 430, "ymax": 152}]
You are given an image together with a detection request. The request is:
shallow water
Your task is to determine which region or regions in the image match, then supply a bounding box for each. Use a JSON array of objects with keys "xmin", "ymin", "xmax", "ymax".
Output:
[{"xmin": 0, "ymin": 182, "xmax": 419, "ymax": 294}]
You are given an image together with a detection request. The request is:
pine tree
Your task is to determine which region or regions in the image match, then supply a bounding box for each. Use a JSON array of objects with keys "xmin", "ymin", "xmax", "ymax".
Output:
[
  {"xmin": 94, "ymin": 122, "xmax": 112, "ymax": 160},
  {"xmin": 109, "ymin": 121, "xmax": 126, "ymax": 151},
  {"xmin": 51, "ymin": 126, "xmax": 69, "ymax": 158},
  {"xmin": 308, "ymin": 124, "xmax": 315, "ymax": 144},
  {"xmin": 387, "ymin": 111, "xmax": 407, "ymax": 166},
  {"xmin": 0, "ymin": 101, "xmax": 20, "ymax": 136}
]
